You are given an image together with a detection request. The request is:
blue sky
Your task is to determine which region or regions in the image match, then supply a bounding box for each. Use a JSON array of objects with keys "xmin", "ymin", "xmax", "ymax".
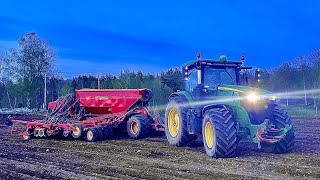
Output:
[{"xmin": 0, "ymin": 1, "xmax": 319, "ymax": 78}]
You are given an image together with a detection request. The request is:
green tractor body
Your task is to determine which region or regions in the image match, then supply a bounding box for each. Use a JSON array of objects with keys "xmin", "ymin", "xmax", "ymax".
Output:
[{"xmin": 164, "ymin": 56, "xmax": 295, "ymax": 158}]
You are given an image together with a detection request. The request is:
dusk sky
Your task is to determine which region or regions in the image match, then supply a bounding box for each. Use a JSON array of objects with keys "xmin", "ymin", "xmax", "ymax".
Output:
[{"xmin": 0, "ymin": 1, "xmax": 319, "ymax": 78}]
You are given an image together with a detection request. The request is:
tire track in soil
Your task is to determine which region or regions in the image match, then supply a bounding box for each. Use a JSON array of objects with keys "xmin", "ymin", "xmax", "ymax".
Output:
[
  {"xmin": 0, "ymin": 144, "xmax": 125, "ymax": 179},
  {"xmin": 0, "ymin": 117, "xmax": 320, "ymax": 179},
  {"xmin": 1, "ymin": 137, "xmax": 256, "ymax": 179}
]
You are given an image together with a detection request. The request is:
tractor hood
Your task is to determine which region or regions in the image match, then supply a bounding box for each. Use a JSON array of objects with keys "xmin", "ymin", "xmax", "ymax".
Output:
[{"xmin": 218, "ymin": 84, "xmax": 272, "ymax": 95}]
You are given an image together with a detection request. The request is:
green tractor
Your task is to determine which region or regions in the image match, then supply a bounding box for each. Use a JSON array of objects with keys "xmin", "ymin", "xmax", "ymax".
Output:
[{"xmin": 164, "ymin": 54, "xmax": 295, "ymax": 158}]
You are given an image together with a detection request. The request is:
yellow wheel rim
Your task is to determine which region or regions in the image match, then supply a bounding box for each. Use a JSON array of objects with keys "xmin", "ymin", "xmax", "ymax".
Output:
[
  {"xmin": 87, "ymin": 130, "xmax": 93, "ymax": 140},
  {"xmin": 23, "ymin": 133, "xmax": 29, "ymax": 140},
  {"xmin": 73, "ymin": 127, "xmax": 81, "ymax": 136},
  {"xmin": 205, "ymin": 121, "xmax": 215, "ymax": 149},
  {"xmin": 130, "ymin": 122, "xmax": 139, "ymax": 134},
  {"xmin": 168, "ymin": 108, "xmax": 180, "ymax": 137}
]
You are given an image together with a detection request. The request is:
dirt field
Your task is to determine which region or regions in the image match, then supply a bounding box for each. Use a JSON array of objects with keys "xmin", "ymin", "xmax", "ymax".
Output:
[{"xmin": 0, "ymin": 115, "xmax": 320, "ymax": 180}]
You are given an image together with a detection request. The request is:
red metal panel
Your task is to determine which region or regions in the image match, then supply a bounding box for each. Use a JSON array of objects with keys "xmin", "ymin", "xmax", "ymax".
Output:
[{"xmin": 76, "ymin": 89, "xmax": 146, "ymax": 114}]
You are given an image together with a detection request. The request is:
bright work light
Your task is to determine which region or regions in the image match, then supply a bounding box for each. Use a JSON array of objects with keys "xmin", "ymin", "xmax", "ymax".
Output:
[{"xmin": 247, "ymin": 92, "xmax": 259, "ymax": 102}]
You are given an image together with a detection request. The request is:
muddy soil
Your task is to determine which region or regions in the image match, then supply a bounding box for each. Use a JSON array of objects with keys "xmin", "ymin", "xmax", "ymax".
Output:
[
  {"xmin": 0, "ymin": 116, "xmax": 320, "ymax": 179},
  {"xmin": 0, "ymin": 114, "xmax": 45, "ymax": 127}
]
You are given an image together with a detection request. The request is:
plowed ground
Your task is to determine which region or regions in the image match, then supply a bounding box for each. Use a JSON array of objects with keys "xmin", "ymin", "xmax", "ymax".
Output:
[{"xmin": 0, "ymin": 115, "xmax": 319, "ymax": 180}]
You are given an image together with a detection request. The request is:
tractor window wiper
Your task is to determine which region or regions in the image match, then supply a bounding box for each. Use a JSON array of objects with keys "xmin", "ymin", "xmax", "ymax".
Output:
[{"xmin": 224, "ymin": 69, "xmax": 234, "ymax": 81}]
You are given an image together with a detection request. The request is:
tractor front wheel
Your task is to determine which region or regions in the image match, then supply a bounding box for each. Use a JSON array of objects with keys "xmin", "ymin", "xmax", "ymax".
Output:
[
  {"xmin": 262, "ymin": 105, "xmax": 295, "ymax": 153},
  {"xmin": 164, "ymin": 97, "xmax": 197, "ymax": 147},
  {"xmin": 202, "ymin": 108, "xmax": 238, "ymax": 158}
]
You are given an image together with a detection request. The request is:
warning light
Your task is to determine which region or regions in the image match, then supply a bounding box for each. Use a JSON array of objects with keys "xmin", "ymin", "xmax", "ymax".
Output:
[
  {"xmin": 241, "ymin": 55, "xmax": 245, "ymax": 61},
  {"xmin": 197, "ymin": 52, "xmax": 201, "ymax": 59}
]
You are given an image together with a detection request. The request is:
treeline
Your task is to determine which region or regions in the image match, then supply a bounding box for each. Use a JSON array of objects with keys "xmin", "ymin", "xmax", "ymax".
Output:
[
  {"xmin": 47, "ymin": 69, "xmax": 183, "ymax": 107},
  {"xmin": 0, "ymin": 32, "xmax": 319, "ymax": 110},
  {"xmin": 259, "ymin": 50, "xmax": 320, "ymax": 109}
]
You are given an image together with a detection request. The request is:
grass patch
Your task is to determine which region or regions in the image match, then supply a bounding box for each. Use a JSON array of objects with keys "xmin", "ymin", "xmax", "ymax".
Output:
[{"xmin": 279, "ymin": 104, "xmax": 320, "ymax": 117}]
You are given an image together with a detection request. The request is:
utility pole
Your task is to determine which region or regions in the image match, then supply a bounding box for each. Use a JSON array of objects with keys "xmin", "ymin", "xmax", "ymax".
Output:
[
  {"xmin": 44, "ymin": 73, "xmax": 47, "ymax": 110},
  {"xmin": 97, "ymin": 73, "xmax": 101, "ymax": 89}
]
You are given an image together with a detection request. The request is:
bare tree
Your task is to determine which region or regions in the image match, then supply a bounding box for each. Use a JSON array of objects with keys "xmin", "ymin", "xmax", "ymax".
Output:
[
  {"xmin": 294, "ymin": 56, "xmax": 311, "ymax": 105},
  {"xmin": 9, "ymin": 32, "xmax": 55, "ymax": 108},
  {"xmin": 309, "ymin": 49, "xmax": 320, "ymax": 113}
]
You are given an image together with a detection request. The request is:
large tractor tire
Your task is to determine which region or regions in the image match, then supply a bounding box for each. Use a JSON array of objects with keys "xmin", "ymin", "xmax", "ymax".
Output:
[
  {"xmin": 127, "ymin": 115, "xmax": 151, "ymax": 139},
  {"xmin": 202, "ymin": 108, "xmax": 238, "ymax": 158},
  {"xmin": 164, "ymin": 97, "xmax": 197, "ymax": 147},
  {"xmin": 262, "ymin": 105, "xmax": 295, "ymax": 153}
]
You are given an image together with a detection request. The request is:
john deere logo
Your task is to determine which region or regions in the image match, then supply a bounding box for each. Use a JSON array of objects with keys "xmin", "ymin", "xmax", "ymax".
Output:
[{"xmin": 95, "ymin": 96, "xmax": 109, "ymax": 100}]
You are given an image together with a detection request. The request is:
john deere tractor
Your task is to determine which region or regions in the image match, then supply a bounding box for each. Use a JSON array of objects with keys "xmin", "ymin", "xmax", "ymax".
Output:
[{"xmin": 164, "ymin": 54, "xmax": 295, "ymax": 158}]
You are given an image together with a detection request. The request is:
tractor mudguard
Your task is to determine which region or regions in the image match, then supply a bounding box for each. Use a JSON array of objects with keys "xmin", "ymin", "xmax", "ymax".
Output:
[
  {"xmin": 202, "ymin": 104, "xmax": 230, "ymax": 115},
  {"xmin": 169, "ymin": 91, "xmax": 193, "ymax": 104}
]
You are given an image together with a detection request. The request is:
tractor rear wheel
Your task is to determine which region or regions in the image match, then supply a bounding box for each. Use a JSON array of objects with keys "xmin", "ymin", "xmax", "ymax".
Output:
[
  {"xmin": 262, "ymin": 105, "xmax": 295, "ymax": 153},
  {"xmin": 164, "ymin": 97, "xmax": 197, "ymax": 147},
  {"xmin": 86, "ymin": 128, "xmax": 99, "ymax": 142},
  {"xmin": 202, "ymin": 108, "xmax": 238, "ymax": 158},
  {"xmin": 127, "ymin": 115, "xmax": 151, "ymax": 139}
]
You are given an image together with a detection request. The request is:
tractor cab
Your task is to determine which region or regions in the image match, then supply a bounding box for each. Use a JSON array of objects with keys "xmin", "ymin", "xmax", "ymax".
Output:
[{"xmin": 182, "ymin": 54, "xmax": 252, "ymax": 100}]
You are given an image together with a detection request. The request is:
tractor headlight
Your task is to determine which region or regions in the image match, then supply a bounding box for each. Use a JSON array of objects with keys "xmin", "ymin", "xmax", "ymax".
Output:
[{"xmin": 246, "ymin": 93, "xmax": 259, "ymax": 102}]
